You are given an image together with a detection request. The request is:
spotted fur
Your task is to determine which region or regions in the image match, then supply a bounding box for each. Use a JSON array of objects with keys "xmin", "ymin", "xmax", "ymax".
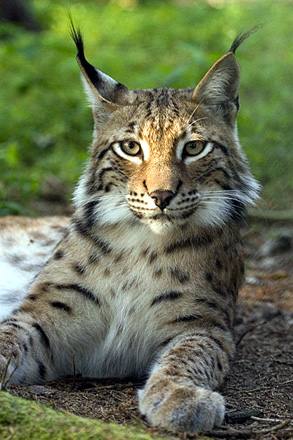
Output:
[{"xmin": 0, "ymin": 26, "xmax": 260, "ymax": 432}]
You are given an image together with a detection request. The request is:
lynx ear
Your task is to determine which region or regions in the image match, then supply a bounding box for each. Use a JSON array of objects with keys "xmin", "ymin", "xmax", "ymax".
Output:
[
  {"xmin": 192, "ymin": 26, "xmax": 261, "ymax": 125},
  {"xmin": 70, "ymin": 22, "xmax": 135, "ymax": 123},
  {"xmin": 192, "ymin": 51, "xmax": 241, "ymax": 125}
]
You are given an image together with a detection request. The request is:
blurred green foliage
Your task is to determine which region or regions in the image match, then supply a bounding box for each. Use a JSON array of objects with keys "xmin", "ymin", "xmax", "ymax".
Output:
[{"xmin": 0, "ymin": 0, "xmax": 292, "ymax": 215}]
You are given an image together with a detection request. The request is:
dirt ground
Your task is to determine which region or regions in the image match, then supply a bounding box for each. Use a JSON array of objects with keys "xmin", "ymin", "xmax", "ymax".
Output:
[{"xmin": 8, "ymin": 220, "xmax": 293, "ymax": 439}]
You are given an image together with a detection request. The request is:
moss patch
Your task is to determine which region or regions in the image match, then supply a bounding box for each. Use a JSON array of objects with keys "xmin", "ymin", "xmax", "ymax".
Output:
[{"xmin": 0, "ymin": 392, "xmax": 167, "ymax": 440}]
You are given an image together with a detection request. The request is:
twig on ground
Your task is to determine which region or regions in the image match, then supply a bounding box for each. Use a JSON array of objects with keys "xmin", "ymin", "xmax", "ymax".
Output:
[
  {"xmin": 251, "ymin": 416, "xmax": 285, "ymax": 423},
  {"xmin": 71, "ymin": 353, "xmax": 76, "ymax": 389},
  {"xmin": 205, "ymin": 419, "xmax": 290, "ymax": 439},
  {"xmin": 4, "ymin": 361, "xmax": 19, "ymax": 388},
  {"xmin": 257, "ymin": 419, "xmax": 290, "ymax": 434},
  {"xmin": 1, "ymin": 355, "xmax": 19, "ymax": 391},
  {"xmin": 1, "ymin": 354, "xmax": 13, "ymax": 391},
  {"xmin": 279, "ymin": 379, "xmax": 293, "ymax": 385},
  {"xmin": 227, "ymin": 386, "xmax": 272, "ymax": 394}
]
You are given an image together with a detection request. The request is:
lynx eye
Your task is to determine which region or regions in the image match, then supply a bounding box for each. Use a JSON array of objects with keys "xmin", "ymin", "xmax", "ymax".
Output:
[
  {"xmin": 183, "ymin": 140, "xmax": 206, "ymax": 157},
  {"xmin": 120, "ymin": 141, "xmax": 141, "ymax": 156}
]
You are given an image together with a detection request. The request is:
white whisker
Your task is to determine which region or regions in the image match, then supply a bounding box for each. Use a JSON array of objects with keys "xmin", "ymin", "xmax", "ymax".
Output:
[
  {"xmin": 185, "ymin": 103, "xmax": 200, "ymax": 125},
  {"xmin": 186, "ymin": 117, "xmax": 208, "ymax": 131}
]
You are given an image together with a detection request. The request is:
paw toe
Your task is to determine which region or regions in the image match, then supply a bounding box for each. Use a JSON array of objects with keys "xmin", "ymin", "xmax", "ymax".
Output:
[{"xmin": 139, "ymin": 384, "xmax": 225, "ymax": 433}]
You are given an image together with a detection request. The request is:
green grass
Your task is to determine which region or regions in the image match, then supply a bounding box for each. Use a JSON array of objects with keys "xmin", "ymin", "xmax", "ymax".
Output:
[
  {"xmin": 0, "ymin": 0, "xmax": 292, "ymax": 215},
  {"xmin": 0, "ymin": 392, "xmax": 170, "ymax": 440}
]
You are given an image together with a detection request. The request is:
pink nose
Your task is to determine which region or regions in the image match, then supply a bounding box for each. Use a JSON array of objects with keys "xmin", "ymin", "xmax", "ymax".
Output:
[{"xmin": 149, "ymin": 190, "xmax": 175, "ymax": 210}]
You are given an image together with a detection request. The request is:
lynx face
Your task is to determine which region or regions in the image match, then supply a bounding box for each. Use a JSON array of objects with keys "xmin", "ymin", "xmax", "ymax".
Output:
[{"xmin": 72, "ymin": 31, "xmax": 259, "ymax": 234}]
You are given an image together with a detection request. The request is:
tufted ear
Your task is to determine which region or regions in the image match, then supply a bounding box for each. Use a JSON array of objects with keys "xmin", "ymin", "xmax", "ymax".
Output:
[
  {"xmin": 192, "ymin": 26, "xmax": 261, "ymax": 125},
  {"xmin": 192, "ymin": 51, "xmax": 241, "ymax": 125},
  {"xmin": 70, "ymin": 22, "xmax": 135, "ymax": 125}
]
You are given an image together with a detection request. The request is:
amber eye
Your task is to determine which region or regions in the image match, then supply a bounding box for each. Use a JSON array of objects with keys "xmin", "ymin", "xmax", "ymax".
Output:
[
  {"xmin": 183, "ymin": 140, "xmax": 206, "ymax": 157},
  {"xmin": 120, "ymin": 141, "xmax": 141, "ymax": 156}
]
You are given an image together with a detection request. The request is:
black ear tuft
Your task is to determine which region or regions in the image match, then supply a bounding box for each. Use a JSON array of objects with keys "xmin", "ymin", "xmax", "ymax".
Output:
[
  {"xmin": 229, "ymin": 24, "xmax": 263, "ymax": 54},
  {"xmin": 69, "ymin": 16, "xmax": 85, "ymax": 62},
  {"xmin": 69, "ymin": 16, "xmax": 103, "ymax": 93},
  {"xmin": 68, "ymin": 16, "xmax": 134, "ymax": 111}
]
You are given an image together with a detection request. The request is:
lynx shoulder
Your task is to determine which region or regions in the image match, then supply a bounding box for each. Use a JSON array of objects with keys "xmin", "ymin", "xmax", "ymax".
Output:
[{"xmin": 0, "ymin": 26, "xmax": 259, "ymax": 433}]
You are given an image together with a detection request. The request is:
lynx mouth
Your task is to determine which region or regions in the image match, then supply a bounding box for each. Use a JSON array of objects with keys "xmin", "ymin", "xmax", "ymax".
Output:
[
  {"xmin": 127, "ymin": 196, "xmax": 201, "ymax": 224},
  {"xmin": 151, "ymin": 208, "xmax": 196, "ymax": 221},
  {"xmin": 128, "ymin": 208, "xmax": 197, "ymax": 227}
]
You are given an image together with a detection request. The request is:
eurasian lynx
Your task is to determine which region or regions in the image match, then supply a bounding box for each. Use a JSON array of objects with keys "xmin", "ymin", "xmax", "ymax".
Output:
[{"xmin": 0, "ymin": 25, "xmax": 259, "ymax": 432}]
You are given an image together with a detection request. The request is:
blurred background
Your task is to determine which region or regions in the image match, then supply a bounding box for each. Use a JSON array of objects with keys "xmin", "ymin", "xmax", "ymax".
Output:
[{"xmin": 0, "ymin": 0, "xmax": 292, "ymax": 218}]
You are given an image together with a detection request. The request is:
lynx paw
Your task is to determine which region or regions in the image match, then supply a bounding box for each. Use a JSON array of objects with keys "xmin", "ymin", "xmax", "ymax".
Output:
[{"xmin": 138, "ymin": 382, "xmax": 225, "ymax": 432}]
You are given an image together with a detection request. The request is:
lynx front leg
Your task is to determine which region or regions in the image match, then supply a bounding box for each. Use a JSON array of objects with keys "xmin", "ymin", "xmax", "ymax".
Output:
[
  {"xmin": 0, "ymin": 283, "xmax": 103, "ymax": 386},
  {"xmin": 139, "ymin": 330, "xmax": 234, "ymax": 433},
  {"xmin": 0, "ymin": 315, "xmax": 56, "ymax": 386}
]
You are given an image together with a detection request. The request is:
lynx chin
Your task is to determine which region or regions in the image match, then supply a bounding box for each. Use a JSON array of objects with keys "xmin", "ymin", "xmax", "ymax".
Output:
[{"xmin": 0, "ymin": 24, "xmax": 260, "ymax": 433}]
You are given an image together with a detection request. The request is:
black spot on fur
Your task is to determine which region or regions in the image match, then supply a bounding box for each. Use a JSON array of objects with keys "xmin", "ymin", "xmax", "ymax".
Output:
[
  {"xmin": 149, "ymin": 252, "xmax": 158, "ymax": 264},
  {"xmin": 53, "ymin": 250, "xmax": 64, "ymax": 260},
  {"xmin": 72, "ymin": 218, "xmax": 112, "ymax": 254},
  {"xmin": 199, "ymin": 167, "xmax": 231, "ymax": 184},
  {"xmin": 55, "ymin": 283, "xmax": 100, "ymax": 305},
  {"xmin": 95, "ymin": 237, "xmax": 112, "ymax": 255},
  {"xmin": 73, "ymin": 263, "xmax": 86, "ymax": 275},
  {"xmin": 37, "ymin": 360, "xmax": 46, "ymax": 380},
  {"xmin": 51, "ymin": 301, "xmax": 72, "ymax": 313},
  {"xmin": 125, "ymin": 121, "xmax": 136, "ymax": 133},
  {"xmin": 214, "ymin": 287, "xmax": 227, "ymax": 297},
  {"xmin": 32, "ymin": 323, "xmax": 50, "ymax": 348},
  {"xmin": 151, "ymin": 291, "xmax": 182, "ymax": 306},
  {"xmin": 84, "ymin": 200, "xmax": 100, "ymax": 228},
  {"xmin": 97, "ymin": 146, "xmax": 111, "ymax": 160},
  {"xmin": 22, "ymin": 342, "xmax": 28, "ymax": 353},
  {"xmin": 7, "ymin": 322, "xmax": 23, "ymax": 330},
  {"xmin": 157, "ymin": 338, "xmax": 172, "ymax": 350},
  {"xmin": 215, "ymin": 142, "xmax": 229, "ymax": 156},
  {"xmin": 170, "ymin": 267, "xmax": 190, "ymax": 283},
  {"xmin": 154, "ymin": 268, "xmax": 163, "ymax": 278},
  {"xmin": 142, "ymin": 247, "xmax": 150, "ymax": 257},
  {"xmin": 175, "ymin": 315, "xmax": 200, "ymax": 323},
  {"xmin": 217, "ymin": 359, "xmax": 223, "ymax": 371},
  {"xmin": 215, "ymin": 259, "xmax": 223, "ymax": 270},
  {"xmin": 165, "ymin": 233, "xmax": 213, "ymax": 253},
  {"xmin": 194, "ymin": 298, "xmax": 220, "ymax": 311},
  {"xmin": 98, "ymin": 167, "xmax": 114, "ymax": 182},
  {"xmin": 208, "ymin": 335, "xmax": 229, "ymax": 356},
  {"xmin": 208, "ymin": 319, "xmax": 228, "ymax": 332},
  {"xmin": 89, "ymin": 252, "xmax": 100, "ymax": 264},
  {"xmin": 205, "ymin": 272, "xmax": 213, "ymax": 282}
]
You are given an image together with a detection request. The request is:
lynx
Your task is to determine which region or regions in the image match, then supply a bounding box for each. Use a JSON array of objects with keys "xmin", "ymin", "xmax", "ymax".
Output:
[{"xmin": 0, "ymin": 25, "xmax": 259, "ymax": 432}]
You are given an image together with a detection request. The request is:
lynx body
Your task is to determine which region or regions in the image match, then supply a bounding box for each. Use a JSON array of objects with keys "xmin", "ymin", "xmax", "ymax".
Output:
[{"xmin": 0, "ymin": 27, "xmax": 259, "ymax": 432}]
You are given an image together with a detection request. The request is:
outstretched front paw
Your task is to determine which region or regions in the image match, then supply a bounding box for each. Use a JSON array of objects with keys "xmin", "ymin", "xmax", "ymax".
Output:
[{"xmin": 138, "ymin": 379, "xmax": 225, "ymax": 433}]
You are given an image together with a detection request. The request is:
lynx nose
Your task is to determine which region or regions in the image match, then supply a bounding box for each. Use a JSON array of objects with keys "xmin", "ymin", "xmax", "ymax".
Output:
[{"xmin": 149, "ymin": 190, "xmax": 175, "ymax": 210}]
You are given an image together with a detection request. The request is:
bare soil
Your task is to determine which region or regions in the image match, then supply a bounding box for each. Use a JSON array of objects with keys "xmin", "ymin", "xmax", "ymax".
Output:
[{"xmin": 8, "ymin": 220, "xmax": 293, "ymax": 439}]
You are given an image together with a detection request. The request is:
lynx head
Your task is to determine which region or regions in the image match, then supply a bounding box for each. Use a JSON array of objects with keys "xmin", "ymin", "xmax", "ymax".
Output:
[{"xmin": 71, "ymin": 25, "xmax": 260, "ymax": 234}]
